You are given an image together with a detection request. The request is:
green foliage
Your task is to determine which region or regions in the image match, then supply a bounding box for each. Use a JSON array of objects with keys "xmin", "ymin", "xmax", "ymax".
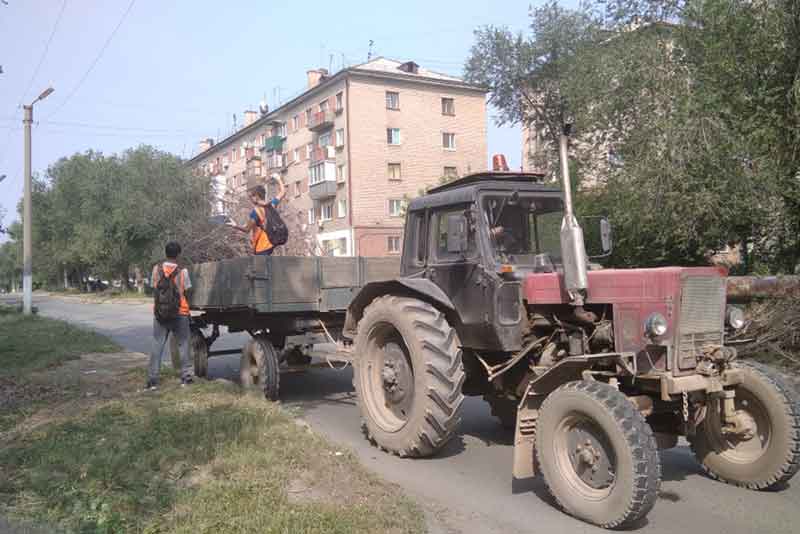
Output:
[
  {"xmin": 0, "ymin": 146, "xmax": 212, "ymax": 288},
  {"xmin": 466, "ymin": 0, "xmax": 800, "ymax": 273}
]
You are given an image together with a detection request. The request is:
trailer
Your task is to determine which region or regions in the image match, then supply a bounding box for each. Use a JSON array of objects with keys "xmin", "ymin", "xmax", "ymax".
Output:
[{"xmin": 186, "ymin": 255, "xmax": 399, "ymax": 394}]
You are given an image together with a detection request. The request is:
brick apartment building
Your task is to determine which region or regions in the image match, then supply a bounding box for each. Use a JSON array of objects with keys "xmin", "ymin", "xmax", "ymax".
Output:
[{"xmin": 189, "ymin": 57, "xmax": 487, "ymax": 257}]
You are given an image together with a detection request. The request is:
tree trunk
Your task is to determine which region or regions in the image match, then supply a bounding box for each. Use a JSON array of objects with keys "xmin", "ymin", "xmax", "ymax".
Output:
[{"xmin": 134, "ymin": 266, "xmax": 144, "ymax": 294}]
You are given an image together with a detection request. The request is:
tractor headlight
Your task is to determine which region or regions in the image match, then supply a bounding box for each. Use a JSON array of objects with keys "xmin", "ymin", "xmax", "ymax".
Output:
[
  {"xmin": 645, "ymin": 313, "xmax": 668, "ymax": 338},
  {"xmin": 726, "ymin": 306, "xmax": 745, "ymax": 330}
]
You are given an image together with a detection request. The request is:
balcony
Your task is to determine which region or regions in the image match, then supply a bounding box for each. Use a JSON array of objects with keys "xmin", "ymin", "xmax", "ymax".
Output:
[
  {"xmin": 266, "ymin": 153, "xmax": 286, "ymax": 171},
  {"xmin": 310, "ymin": 145, "xmax": 336, "ymax": 163},
  {"xmin": 309, "ymin": 161, "xmax": 337, "ymax": 200},
  {"xmin": 308, "ymin": 110, "xmax": 334, "ymax": 132},
  {"xmin": 262, "ymin": 135, "xmax": 285, "ymax": 153}
]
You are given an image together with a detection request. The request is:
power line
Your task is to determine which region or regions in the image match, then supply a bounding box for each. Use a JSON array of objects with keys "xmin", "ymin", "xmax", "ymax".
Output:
[
  {"xmin": 20, "ymin": 0, "xmax": 67, "ymax": 103},
  {"xmin": 0, "ymin": 0, "xmax": 68, "ymax": 167},
  {"xmin": 46, "ymin": 0, "xmax": 137, "ymax": 120}
]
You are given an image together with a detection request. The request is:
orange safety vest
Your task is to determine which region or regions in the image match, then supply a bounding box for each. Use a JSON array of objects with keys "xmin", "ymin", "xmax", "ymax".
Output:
[
  {"xmin": 251, "ymin": 207, "xmax": 274, "ymax": 254},
  {"xmin": 159, "ymin": 263, "xmax": 190, "ymax": 316}
]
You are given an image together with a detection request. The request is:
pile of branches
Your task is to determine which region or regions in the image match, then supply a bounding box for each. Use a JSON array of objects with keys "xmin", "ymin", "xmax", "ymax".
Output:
[{"xmin": 729, "ymin": 297, "xmax": 800, "ymax": 371}]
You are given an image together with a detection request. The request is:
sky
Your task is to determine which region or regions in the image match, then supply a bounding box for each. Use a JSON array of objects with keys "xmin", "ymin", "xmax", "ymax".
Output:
[{"xmin": 0, "ymin": 0, "xmax": 553, "ymax": 234}]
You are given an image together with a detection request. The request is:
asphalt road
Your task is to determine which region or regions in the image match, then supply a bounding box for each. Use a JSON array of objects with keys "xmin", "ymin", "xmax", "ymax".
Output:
[{"xmin": 10, "ymin": 294, "xmax": 800, "ymax": 534}]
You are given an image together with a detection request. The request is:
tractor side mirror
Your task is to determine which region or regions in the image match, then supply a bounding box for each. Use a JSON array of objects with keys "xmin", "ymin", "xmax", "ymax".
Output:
[
  {"xmin": 600, "ymin": 218, "xmax": 613, "ymax": 254},
  {"xmin": 446, "ymin": 213, "xmax": 468, "ymax": 253},
  {"xmin": 580, "ymin": 216, "xmax": 613, "ymax": 258}
]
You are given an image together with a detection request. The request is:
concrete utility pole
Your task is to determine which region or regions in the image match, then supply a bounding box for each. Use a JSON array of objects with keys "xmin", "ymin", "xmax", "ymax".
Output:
[{"xmin": 22, "ymin": 86, "xmax": 54, "ymax": 315}]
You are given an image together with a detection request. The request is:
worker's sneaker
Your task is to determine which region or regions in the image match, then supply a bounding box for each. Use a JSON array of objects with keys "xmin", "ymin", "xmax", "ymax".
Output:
[
  {"xmin": 145, "ymin": 379, "xmax": 158, "ymax": 392},
  {"xmin": 181, "ymin": 377, "xmax": 194, "ymax": 387}
]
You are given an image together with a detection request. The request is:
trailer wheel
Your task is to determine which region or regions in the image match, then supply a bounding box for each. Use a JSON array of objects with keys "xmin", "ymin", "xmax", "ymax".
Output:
[
  {"xmin": 690, "ymin": 361, "xmax": 800, "ymax": 489},
  {"xmin": 190, "ymin": 329, "xmax": 208, "ymax": 378},
  {"xmin": 536, "ymin": 381, "xmax": 661, "ymax": 529},
  {"xmin": 353, "ymin": 295, "xmax": 465, "ymax": 457},
  {"xmin": 240, "ymin": 336, "xmax": 280, "ymax": 400}
]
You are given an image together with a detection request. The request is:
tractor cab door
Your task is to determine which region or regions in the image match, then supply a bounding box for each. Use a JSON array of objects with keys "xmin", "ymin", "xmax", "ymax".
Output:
[{"xmin": 425, "ymin": 205, "xmax": 497, "ymax": 349}]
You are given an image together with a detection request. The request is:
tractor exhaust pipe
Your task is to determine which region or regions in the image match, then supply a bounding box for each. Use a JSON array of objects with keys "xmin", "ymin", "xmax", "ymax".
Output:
[{"xmin": 558, "ymin": 125, "xmax": 588, "ymax": 305}]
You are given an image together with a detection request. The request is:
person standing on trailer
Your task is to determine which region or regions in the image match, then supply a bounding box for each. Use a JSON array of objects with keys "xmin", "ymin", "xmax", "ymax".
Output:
[
  {"xmin": 228, "ymin": 175, "xmax": 287, "ymax": 256},
  {"xmin": 147, "ymin": 241, "xmax": 193, "ymax": 390}
]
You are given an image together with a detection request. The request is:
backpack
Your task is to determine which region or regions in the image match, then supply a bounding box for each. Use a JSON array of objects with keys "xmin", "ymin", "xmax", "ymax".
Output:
[
  {"xmin": 261, "ymin": 203, "xmax": 288, "ymax": 247},
  {"xmin": 154, "ymin": 264, "xmax": 181, "ymax": 323}
]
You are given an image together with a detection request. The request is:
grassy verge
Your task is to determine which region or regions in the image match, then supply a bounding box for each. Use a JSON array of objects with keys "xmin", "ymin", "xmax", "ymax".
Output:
[
  {"xmin": 0, "ymin": 381, "xmax": 423, "ymax": 534},
  {"xmin": 0, "ymin": 306, "xmax": 120, "ymax": 377}
]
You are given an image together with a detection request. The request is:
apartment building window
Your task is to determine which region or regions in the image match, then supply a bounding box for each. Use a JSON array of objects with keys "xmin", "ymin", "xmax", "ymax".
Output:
[
  {"xmin": 441, "ymin": 97, "xmax": 455, "ymax": 116},
  {"xmin": 387, "ymin": 128, "xmax": 401, "ymax": 145},
  {"xmin": 276, "ymin": 123, "xmax": 286, "ymax": 137},
  {"xmin": 319, "ymin": 99, "xmax": 329, "ymax": 113},
  {"xmin": 308, "ymin": 208, "xmax": 316, "ymax": 224},
  {"xmin": 222, "ymin": 154, "xmax": 229, "ymax": 166},
  {"xmin": 443, "ymin": 133, "xmax": 456, "ymax": 150},
  {"xmin": 306, "ymin": 143, "xmax": 313, "ymax": 159},
  {"xmin": 292, "ymin": 148, "xmax": 300, "ymax": 163},
  {"xmin": 231, "ymin": 148, "xmax": 237, "ymax": 162},
  {"xmin": 294, "ymin": 181, "xmax": 301, "ymax": 197},
  {"xmin": 240, "ymin": 146, "xmax": 246, "ymax": 158},
  {"xmin": 387, "ymin": 236, "xmax": 401, "ymax": 254},
  {"xmin": 388, "ymin": 163, "xmax": 402, "ymax": 181},
  {"xmin": 321, "ymin": 202, "xmax": 333, "ymax": 221},
  {"xmin": 292, "ymin": 115, "xmax": 299, "ymax": 131},
  {"xmin": 337, "ymin": 198, "xmax": 347, "ymax": 218},
  {"xmin": 388, "ymin": 198, "xmax": 405, "ymax": 217},
  {"xmin": 386, "ymin": 91, "xmax": 400, "ymax": 110},
  {"xmin": 337, "ymin": 163, "xmax": 346, "ymax": 182},
  {"xmin": 335, "ymin": 92, "xmax": 343, "ymax": 112},
  {"xmin": 260, "ymin": 134, "xmax": 267, "ymax": 146},
  {"xmin": 310, "ymin": 163, "xmax": 325, "ymax": 185},
  {"xmin": 443, "ymin": 166, "xmax": 458, "ymax": 180},
  {"xmin": 335, "ymin": 128, "xmax": 345, "ymax": 147},
  {"xmin": 319, "ymin": 132, "xmax": 332, "ymax": 147},
  {"xmin": 305, "ymin": 108, "xmax": 313, "ymax": 124}
]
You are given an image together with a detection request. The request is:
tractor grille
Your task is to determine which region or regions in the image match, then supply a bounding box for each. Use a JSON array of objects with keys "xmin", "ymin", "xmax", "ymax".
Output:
[{"xmin": 676, "ymin": 276, "xmax": 725, "ymax": 370}]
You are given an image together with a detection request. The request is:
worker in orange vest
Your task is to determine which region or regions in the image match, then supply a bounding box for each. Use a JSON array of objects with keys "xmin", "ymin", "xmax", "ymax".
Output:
[
  {"xmin": 147, "ymin": 241, "xmax": 193, "ymax": 390},
  {"xmin": 228, "ymin": 175, "xmax": 286, "ymax": 255}
]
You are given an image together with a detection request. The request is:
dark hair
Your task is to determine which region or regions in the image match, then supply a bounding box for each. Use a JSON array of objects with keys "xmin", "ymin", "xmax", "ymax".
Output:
[
  {"xmin": 251, "ymin": 185, "xmax": 266, "ymax": 200},
  {"xmin": 165, "ymin": 241, "xmax": 182, "ymax": 259}
]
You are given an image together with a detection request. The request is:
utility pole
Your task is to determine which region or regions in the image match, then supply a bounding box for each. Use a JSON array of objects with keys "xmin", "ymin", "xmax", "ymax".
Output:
[{"xmin": 22, "ymin": 86, "xmax": 54, "ymax": 315}]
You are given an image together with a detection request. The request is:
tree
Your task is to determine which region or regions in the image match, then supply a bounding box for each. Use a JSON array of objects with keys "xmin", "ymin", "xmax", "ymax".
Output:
[{"xmin": 466, "ymin": 0, "xmax": 800, "ymax": 274}]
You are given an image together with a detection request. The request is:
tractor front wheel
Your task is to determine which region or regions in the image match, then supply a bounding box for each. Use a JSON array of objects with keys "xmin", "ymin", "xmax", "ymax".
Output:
[
  {"xmin": 690, "ymin": 361, "xmax": 800, "ymax": 489},
  {"xmin": 536, "ymin": 381, "xmax": 661, "ymax": 529}
]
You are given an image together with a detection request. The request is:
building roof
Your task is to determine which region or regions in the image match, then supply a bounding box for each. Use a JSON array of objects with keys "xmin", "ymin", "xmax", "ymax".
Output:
[{"xmin": 188, "ymin": 57, "xmax": 485, "ymax": 165}]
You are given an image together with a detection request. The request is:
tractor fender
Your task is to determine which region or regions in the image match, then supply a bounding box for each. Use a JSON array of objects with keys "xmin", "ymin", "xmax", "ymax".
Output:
[{"xmin": 343, "ymin": 278, "xmax": 457, "ymax": 339}]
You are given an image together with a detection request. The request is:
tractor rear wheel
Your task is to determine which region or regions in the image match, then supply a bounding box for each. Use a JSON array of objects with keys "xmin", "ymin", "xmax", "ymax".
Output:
[
  {"xmin": 354, "ymin": 295, "xmax": 465, "ymax": 457},
  {"xmin": 536, "ymin": 381, "xmax": 661, "ymax": 529},
  {"xmin": 690, "ymin": 361, "xmax": 800, "ymax": 489}
]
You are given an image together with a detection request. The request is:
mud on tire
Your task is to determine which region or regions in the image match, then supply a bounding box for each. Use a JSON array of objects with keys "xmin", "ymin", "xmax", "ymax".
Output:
[
  {"xmin": 536, "ymin": 381, "xmax": 661, "ymax": 529},
  {"xmin": 690, "ymin": 361, "xmax": 800, "ymax": 489},
  {"xmin": 353, "ymin": 295, "xmax": 465, "ymax": 457}
]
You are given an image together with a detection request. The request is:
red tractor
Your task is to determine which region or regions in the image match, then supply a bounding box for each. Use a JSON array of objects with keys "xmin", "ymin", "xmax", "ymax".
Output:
[{"xmin": 344, "ymin": 133, "xmax": 800, "ymax": 528}]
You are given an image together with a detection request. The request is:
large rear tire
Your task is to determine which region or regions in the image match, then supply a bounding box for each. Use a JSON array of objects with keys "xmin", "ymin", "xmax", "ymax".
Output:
[
  {"xmin": 690, "ymin": 361, "xmax": 800, "ymax": 489},
  {"xmin": 536, "ymin": 381, "xmax": 661, "ymax": 529},
  {"xmin": 353, "ymin": 295, "xmax": 465, "ymax": 457},
  {"xmin": 240, "ymin": 336, "xmax": 280, "ymax": 400}
]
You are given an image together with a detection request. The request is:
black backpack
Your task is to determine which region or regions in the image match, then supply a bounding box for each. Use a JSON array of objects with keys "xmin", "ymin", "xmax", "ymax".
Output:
[
  {"xmin": 154, "ymin": 264, "xmax": 181, "ymax": 323},
  {"xmin": 261, "ymin": 203, "xmax": 288, "ymax": 247}
]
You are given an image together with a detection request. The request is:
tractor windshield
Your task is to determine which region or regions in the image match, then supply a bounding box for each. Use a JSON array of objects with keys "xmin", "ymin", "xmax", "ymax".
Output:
[{"xmin": 482, "ymin": 193, "xmax": 563, "ymax": 267}]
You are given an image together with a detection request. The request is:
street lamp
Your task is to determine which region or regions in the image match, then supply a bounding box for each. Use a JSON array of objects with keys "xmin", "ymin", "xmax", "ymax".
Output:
[{"xmin": 22, "ymin": 86, "xmax": 54, "ymax": 315}]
